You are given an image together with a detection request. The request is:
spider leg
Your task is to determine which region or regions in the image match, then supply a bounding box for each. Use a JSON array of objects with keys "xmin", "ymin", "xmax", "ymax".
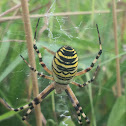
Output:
[
  {"xmin": 43, "ymin": 46, "xmax": 55, "ymax": 55},
  {"xmin": 3, "ymin": 83, "xmax": 55, "ymax": 121},
  {"xmin": 76, "ymin": 24, "xmax": 102, "ymax": 76},
  {"xmin": 22, "ymin": 82, "xmax": 55, "ymax": 121},
  {"xmin": 33, "ymin": 18, "xmax": 52, "ymax": 75},
  {"xmin": 72, "ymin": 66, "xmax": 99, "ymax": 87},
  {"xmin": 20, "ymin": 55, "xmax": 54, "ymax": 81},
  {"xmin": 3, "ymin": 99, "xmax": 30, "ymax": 111},
  {"xmin": 65, "ymin": 85, "xmax": 90, "ymax": 125}
]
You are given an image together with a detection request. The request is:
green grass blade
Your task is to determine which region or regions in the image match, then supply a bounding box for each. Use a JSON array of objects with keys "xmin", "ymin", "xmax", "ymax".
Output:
[{"xmin": 107, "ymin": 96, "xmax": 126, "ymax": 126}]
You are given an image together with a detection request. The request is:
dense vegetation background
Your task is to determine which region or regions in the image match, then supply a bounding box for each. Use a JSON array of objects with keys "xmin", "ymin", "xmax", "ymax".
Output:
[{"xmin": 0, "ymin": 0, "xmax": 126, "ymax": 126}]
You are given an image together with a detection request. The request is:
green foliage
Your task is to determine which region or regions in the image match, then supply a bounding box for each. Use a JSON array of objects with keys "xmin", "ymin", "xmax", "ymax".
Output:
[
  {"xmin": 59, "ymin": 117, "xmax": 75, "ymax": 126},
  {"xmin": 0, "ymin": 0, "xmax": 126, "ymax": 126},
  {"xmin": 107, "ymin": 96, "xmax": 126, "ymax": 126}
]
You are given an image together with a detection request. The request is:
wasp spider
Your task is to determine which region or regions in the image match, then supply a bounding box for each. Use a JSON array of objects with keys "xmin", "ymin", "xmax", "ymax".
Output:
[{"xmin": 3, "ymin": 18, "xmax": 102, "ymax": 125}]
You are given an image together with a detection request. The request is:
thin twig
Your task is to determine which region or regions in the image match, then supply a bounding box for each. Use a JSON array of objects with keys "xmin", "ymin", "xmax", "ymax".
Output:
[
  {"xmin": 121, "ymin": 12, "xmax": 126, "ymax": 42},
  {"xmin": 0, "ymin": 8, "xmax": 20, "ymax": 39},
  {"xmin": 38, "ymin": 14, "xmax": 48, "ymax": 39},
  {"xmin": 112, "ymin": 0, "xmax": 121, "ymax": 97},
  {"xmin": 0, "ymin": 0, "xmax": 30, "ymax": 18},
  {"xmin": 0, "ymin": 40, "xmax": 26, "ymax": 42},
  {"xmin": 24, "ymin": 120, "xmax": 32, "ymax": 126},
  {"xmin": 30, "ymin": 2, "xmax": 50, "ymax": 13},
  {"xmin": 0, "ymin": 4, "xmax": 21, "ymax": 17},
  {"xmin": 41, "ymin": 113, "xmax": 47, "ymax": 126},
  {"xmin": 0, "ymin": 9, "xmax": 125, "ymax": 23},
  {"xmin": 38, "ymin": 4, "xmax": 50, "ymax": 39},
  {"xmin": 21, "ymin": 0, "xmax": 42, "ymax": 126}
]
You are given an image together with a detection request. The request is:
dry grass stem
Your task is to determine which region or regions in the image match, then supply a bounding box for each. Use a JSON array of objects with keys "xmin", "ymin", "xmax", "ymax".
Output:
[
  {"xmin": 0, "ymin": 8, "xmax": 19, "ymax": 39},
  {"xmin": 0, "ymin": 40, "xmax": 26, "ymax": 43},
  {"xmin": 38, "ymin": 15, "xmax": 49, "ymax": 39},
  {"xmin": 0, "ymin": 4, "xmax": 21, "ymax": 17},
  {"xmin": 41, "ymin": 113, "xmax": 47, "ymax": 126},
  {"xmin": 30, "ymin": 2, "xmax": 50, "ymax": 13},
  {"xmin": 0, "ymin": 9, "xmax": 125, "ymax": 23},
  {"xmin": 121, "ymin": 12, "xmax": 126, "ymax": 42},
  {"xmin": 21, "ymin": 0, "xmax": 42, "ymax": 126},
  {"xmin": 112, "ymin": 0, "xmax": 121, "ymax": 97},
  {"xmin": 24, "ymin": 120, "xmax": 32, "ymax": 126}
]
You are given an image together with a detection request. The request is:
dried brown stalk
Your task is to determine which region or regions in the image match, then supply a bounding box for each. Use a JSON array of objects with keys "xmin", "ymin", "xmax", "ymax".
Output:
[
  {"xmin": 38, "ymin": 4, "xmax": 50, "ymax": 39},
  {"xmin": 0, "ymin": 40, "xmax": 26, "ymax": 42},
  {"xmin": 121, "ymin": 12, "xmax": 126, "ymax": 42},
  {"xmin": 21, "ymin": 0, "xmax": 42, "ymax": 126},
  {"xmin": 0, "ymin": 8, "xmax": 19, "ymax": 39},
  {"xmin": 0, "ymin": 4, "xmax": 21, "ymax": 17},
  {"xmin": 112, "ymin": 0, "xmax": 121, "ymax": 97},
  {"xmin": 30, "ymin": 2, "xmax": 50, "ymax": 13},
  {"xmin": 0, "ymin": 9, "xmax": 125, "ymax": 23},
  {"xmin": 41, "ymin": 113, "xmax": 47, "ymax": 126}
]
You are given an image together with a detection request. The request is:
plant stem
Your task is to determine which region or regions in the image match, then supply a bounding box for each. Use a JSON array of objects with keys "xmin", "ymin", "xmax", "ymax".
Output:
[
  {"xmin": 91, "ymin": 0, "xmax": 95, "ymax": 24},
  {"xmin": 21, "ymin": 0, "xmax": 42, "ymax": 125},
  {"xmin": 49, "ymin": 0, "xmax": 56, "ymax": 120},
  {"xmin": 86, "ymin": 73, "xmax": 97, "ymax": 126},
  {"xmin": 0, "ymin": 9, "xmax": 125, "ymax": 23},
  {"xmin": 112, "ymin": 0, "xmax": 121, "ymax": 97}
]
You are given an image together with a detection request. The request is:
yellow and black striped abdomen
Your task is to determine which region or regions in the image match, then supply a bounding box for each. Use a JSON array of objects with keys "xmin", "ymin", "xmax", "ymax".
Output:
[{"xmin": 52, "ymin": 46, "xmax": 78, "ymax": 84}]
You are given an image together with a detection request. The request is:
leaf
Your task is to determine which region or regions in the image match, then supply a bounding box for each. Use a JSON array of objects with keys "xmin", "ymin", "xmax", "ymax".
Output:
[
  {"xmin": 0, "ymin": 38, "xmax": 10, "ymax": 67},
  {"xmin": 0, "ymin": 111, "xmax": 16, "ymax": 122},
  {"xmin": 0, "ymin": 50, "xmax": 27, "ymax": 84},
  {"xmin": 107, "ymin": 96, "xmax": 126, "ymax": 126}
]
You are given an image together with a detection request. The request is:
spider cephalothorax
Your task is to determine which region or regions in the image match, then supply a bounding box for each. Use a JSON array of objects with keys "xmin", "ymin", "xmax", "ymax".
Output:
[{"xmin": 3, "ymin": 18, "xmax": 102, "ymax": 125}]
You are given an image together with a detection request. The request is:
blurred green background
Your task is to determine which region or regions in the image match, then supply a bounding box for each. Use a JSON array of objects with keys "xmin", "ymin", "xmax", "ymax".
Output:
[{"xmin": 0, "ymin": 0, "xmax": 126, "ymax": 126}]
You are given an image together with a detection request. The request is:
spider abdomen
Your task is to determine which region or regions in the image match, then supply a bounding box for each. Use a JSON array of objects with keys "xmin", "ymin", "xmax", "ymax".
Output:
[{"xmin": 52, "ymin": 46, "xmax": 78, "ymax": 84}]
